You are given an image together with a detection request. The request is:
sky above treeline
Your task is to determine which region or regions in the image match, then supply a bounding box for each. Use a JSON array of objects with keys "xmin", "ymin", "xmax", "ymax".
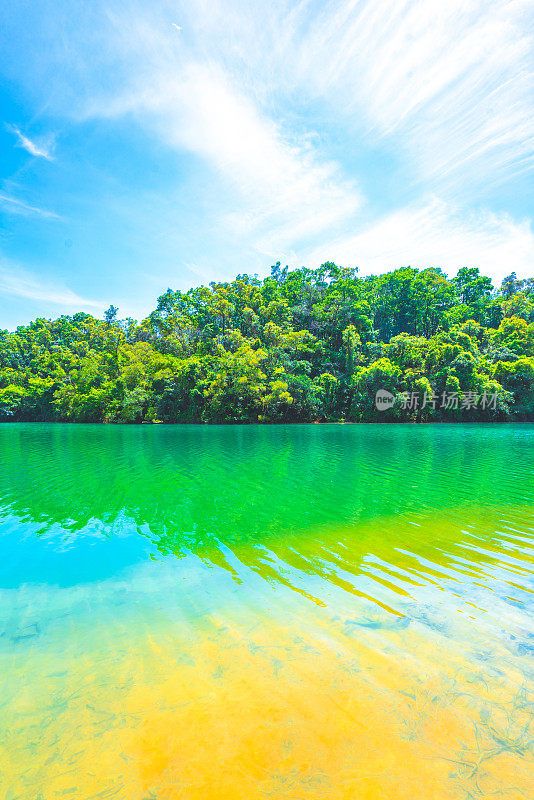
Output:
[{"xmin": 1, "ymin": 0, "xmax": 533, "ymax": 329}]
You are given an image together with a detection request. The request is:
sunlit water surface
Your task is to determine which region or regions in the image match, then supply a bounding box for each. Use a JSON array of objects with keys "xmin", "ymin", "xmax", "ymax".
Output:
[{"xmin": 0, "ymin": 423, "xmax": 533, "ymax": 799}]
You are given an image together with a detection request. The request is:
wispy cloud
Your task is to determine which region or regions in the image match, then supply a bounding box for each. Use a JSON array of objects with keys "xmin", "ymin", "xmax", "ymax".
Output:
[
  {"xmin": 176, "ymin": 64, "xmax": 361, "ymax": 248},
  {"xmin": 0, "ymin": 193, "xmax": 60, "ymax": 220},
  {"xmin": 89, "ymin": 0, "xmax": 534, "ymax": 196},
  {"xmin": 0, "ymin": 262, "xmax": 103, "ymax": 310},
  {"xmin": 306, "ymin": 199, "xmax": 534, "ymax": 284},
  {"xmin": 292, "ymin": 0, "xmax": 534, "ymax": 194},
  {"xmin": 75, "ymin": 0, "xmax": 534, "ymax": 246},
  {"xmin": 3, "ymin": 0, "xmax": 533, "ymax": 302},
  {"xmin": 8, "ymin": 125, "xmax": 55, "ymax": 160},
  {"xmin": 86, "ymin": 57, "xmax": 362, "ymax": 249}
]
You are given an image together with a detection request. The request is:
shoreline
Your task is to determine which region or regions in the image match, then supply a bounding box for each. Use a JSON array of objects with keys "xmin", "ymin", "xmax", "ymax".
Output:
[{"xmin": 1, "ymin": 419, "xmax": 533, "ymax": 426}]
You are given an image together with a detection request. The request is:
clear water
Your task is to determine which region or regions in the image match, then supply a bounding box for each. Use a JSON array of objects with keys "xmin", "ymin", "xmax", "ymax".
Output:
[{"xmin": 0, "ymin": 423, "xmax": 533, "ymax": 799}]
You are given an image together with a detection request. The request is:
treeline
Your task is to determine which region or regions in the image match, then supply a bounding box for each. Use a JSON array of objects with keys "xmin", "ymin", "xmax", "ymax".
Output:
[{"xmin": 1, "ymin": 264, "xmax": 534, "ymax": 423}]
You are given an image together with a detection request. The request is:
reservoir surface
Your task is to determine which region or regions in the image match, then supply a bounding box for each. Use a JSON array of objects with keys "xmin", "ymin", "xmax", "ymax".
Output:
[{"xmin": 0, "ymin": 423, "xmax": 533, "ymax": 799}]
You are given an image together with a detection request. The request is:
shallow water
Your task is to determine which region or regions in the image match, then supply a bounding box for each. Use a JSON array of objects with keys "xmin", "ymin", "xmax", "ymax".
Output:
[{"xmin": 0, "ymin": 423, "xmax": 533, "ymax": 799}]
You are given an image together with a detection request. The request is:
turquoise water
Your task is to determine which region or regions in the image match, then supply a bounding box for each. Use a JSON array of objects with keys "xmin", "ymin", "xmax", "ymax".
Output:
[{"xmin": 0, "ymin": 424, "xmax": 533, "ymax": 798}]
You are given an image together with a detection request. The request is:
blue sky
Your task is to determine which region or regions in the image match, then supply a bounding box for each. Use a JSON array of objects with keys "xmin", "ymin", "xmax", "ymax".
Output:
[{"xmin": 1, "ymin": 0, "xmax": 533, "ymax": 329}]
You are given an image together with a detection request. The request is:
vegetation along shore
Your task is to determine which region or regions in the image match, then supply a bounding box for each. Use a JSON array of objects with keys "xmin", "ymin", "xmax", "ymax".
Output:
[{"xmin": 1, "ymin": 264, "xmax": 533, "ymax": 423}]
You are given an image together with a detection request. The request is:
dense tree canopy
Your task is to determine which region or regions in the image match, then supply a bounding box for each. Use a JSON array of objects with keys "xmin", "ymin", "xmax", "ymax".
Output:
[{"xmin": 1, "ymin": 264, "xmax": 534, "ymax": 423}]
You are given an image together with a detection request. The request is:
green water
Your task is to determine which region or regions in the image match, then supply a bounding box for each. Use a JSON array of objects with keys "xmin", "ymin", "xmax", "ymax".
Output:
[{"xmin": 0, "ymin": 424, "xmax": 533, "ymax": 799}]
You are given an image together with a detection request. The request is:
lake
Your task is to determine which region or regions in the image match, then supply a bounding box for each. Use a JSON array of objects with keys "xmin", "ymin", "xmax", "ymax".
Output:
[{"xmin": 0, "ymin": 423, "xmax": 533, "ymax": 799}]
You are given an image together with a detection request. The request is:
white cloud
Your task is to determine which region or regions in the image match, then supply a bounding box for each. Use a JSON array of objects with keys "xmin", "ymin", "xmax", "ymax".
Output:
[
  {"xmin": 75, "ymin": 0, "xmax": 533, "ymax": 246},
  {"xmin": 100, "ymin": 0, "xmax": 532, "ymax": 198},
  {"xmin": 305, "ymin": 199, "xmax": 534, "ymax": 283},
  {"xmin": 0, "ymin": 262, "xmax": 104, "ymax": 310},
  {"xmin": 85, "ymin": 57, "xmax": 362, "ymax": 250},
  {"xmin": 0, "ymin": 193, "xmax": 60, "ymax": 220},
  {"xmin": 295, "ymin": 0, "xmax": 534, "ymax": 193},
  {"xmin": 6, "ymin": 0, "xmax": 533, "ymax": 292},
  {"xmin": 8, "ymin": 125, "xmax": 55, "ymax": 161},
  {"xmin": 187, "ymin": 0, "xmax": 533, "ymax": 195},
  {"xmin": 174, "ymin": 64, "xmax": 361, "ymax": 246}
]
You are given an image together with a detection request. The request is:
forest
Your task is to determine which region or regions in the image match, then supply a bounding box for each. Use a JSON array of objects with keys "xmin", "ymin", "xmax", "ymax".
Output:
[{"xmin": 1, "ymin": 264, "xmax": 533, "ymax": 423}]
